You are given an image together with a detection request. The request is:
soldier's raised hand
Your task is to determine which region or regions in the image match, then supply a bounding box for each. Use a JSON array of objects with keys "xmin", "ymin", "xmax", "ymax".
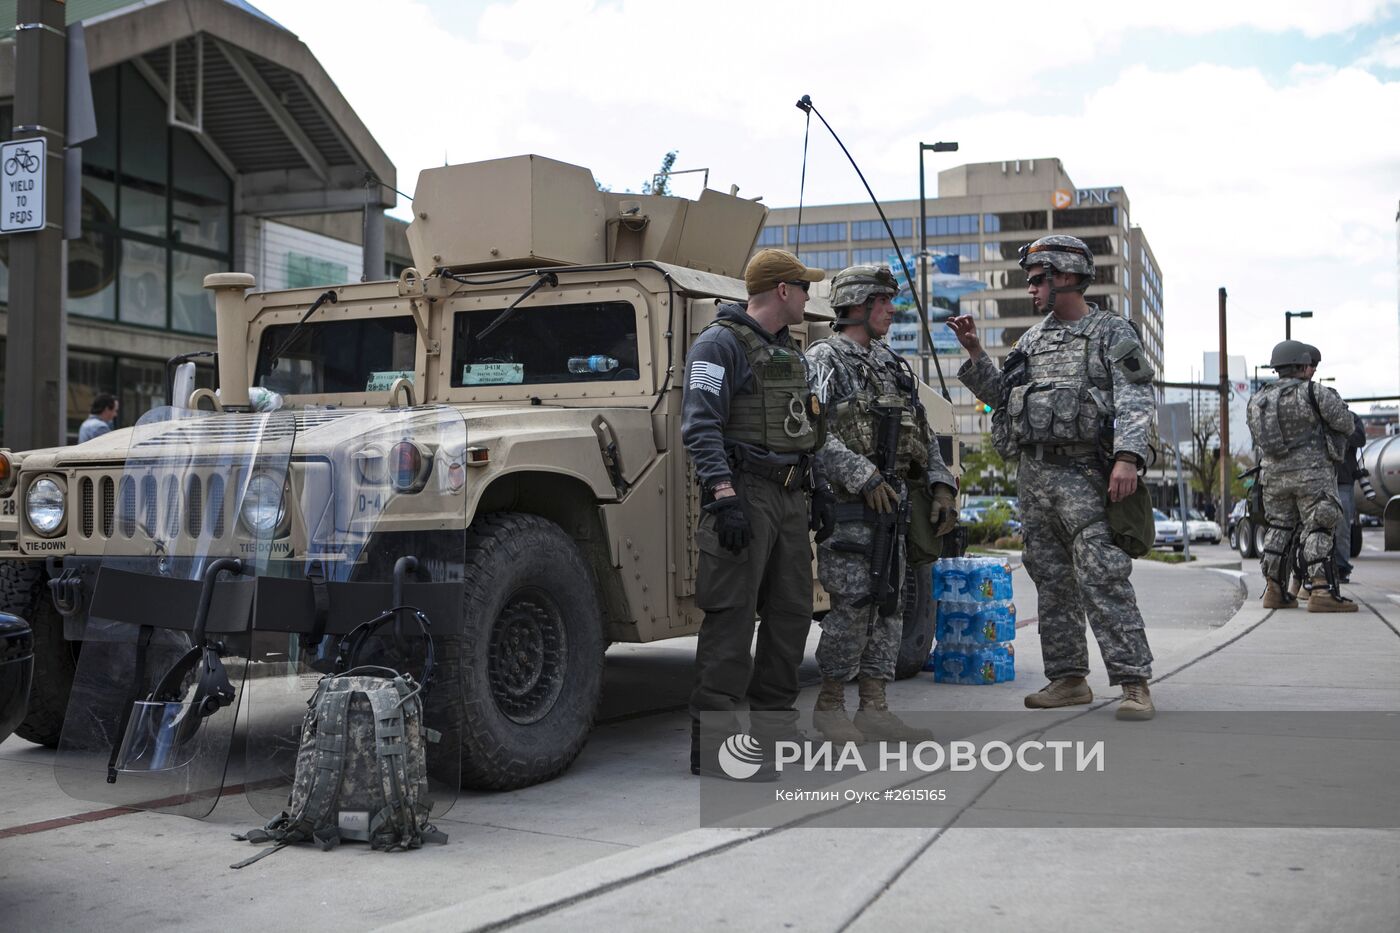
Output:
[{"xmin": 946, "ymin": 315, "xmax": 983, "ymax": 356}]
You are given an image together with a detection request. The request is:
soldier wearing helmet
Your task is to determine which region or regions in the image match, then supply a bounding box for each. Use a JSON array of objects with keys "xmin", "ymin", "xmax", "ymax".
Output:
[
  {"xmin": 805, "ymin": 264, "xmax": 958, "ymax": 744},
  {"xmin": 1246, "ymin": 340, "xmax": 1357, "ymax": 611},
  {"xmin": 948, "ymin": 234, "xmax": 1159, "ymax": 720}
]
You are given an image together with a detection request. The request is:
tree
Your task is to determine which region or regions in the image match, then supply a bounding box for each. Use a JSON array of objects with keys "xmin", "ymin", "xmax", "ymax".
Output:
[
  {"xmin": 960, "ymin": 434, "xmax": 1016, "ymax": 496},
  {"xmin": 642, "ymin": 151, "xmax": 678, "ymax": 196}
]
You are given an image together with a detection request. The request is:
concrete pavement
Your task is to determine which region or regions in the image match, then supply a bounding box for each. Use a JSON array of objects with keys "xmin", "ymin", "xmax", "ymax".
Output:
[{"xmin": 1, "ymin": 536, "xmax": 1396, "ymax": 932}]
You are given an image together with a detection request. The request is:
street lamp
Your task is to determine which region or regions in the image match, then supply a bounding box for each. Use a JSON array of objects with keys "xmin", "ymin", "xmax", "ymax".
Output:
[
  {"xmin": 1284, "ymin": 310, "xmax": 1313, "ymax": 340},
  {"xmin": 918, "ymin": 140, "xmax": 959, "ymax": 383}
]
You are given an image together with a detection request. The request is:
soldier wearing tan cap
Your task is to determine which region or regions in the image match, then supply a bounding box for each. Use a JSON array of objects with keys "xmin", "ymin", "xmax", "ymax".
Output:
[{"xmin": 682, "ymin": 248, "xmax": 824, "ymax": 779}]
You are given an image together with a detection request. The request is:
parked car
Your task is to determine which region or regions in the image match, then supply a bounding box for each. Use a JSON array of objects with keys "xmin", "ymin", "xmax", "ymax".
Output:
[
  {"xmin": 1227, "ymin": 500, "xmax": 1247, "ymax": 549},
  {"xmin": 960, "ymin": 506, "xmax": 1022, "ymax": 534},
  {"xmin": 0, "ymin": 612, "xmax": 32, "ymax": 744},
  {"xmin": 1169, "ymin": 508, "xmax": 1224, "ymax": 545},
  {"xmin": 1153, "ymin": 509, "xmax": 1186, "ymax": 550}
]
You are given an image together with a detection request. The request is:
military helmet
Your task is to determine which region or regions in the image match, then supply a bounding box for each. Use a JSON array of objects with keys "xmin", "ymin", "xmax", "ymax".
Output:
[
  {"xmin": 1018, "ymin": 234, "xmax": 1095, "ymax": 283},
  {"xmin": 1268, "ymin": 340, "xmax": 1315, "ymax": 369},
  {"xmin": 1303, "ymin": 343, "xmax": 1321, "ymax": 365},
  {"xmin": 830, "ymin": 264, "xmax": 900, "ymax": 309}
]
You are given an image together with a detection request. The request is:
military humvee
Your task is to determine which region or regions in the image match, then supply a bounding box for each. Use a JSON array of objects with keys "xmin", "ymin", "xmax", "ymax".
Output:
[{"xmin": 0, "ymin": 155, "xmax": 958, "ymax": 790}]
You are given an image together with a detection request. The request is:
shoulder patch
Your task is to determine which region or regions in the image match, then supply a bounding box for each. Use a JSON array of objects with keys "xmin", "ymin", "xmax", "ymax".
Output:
[
  {"xmin": 688, "ymin": 360, "xmax": 725, "ymax": 395},
  {"xmin": 1108, "ymin": 336, "xmax": 1153, "ymax": 384}
]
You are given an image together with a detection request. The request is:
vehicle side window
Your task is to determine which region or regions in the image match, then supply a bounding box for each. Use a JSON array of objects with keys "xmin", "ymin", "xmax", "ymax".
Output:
[{"xmin": 450, "ymin": 301, "xmax": 640, "ymax": 387}]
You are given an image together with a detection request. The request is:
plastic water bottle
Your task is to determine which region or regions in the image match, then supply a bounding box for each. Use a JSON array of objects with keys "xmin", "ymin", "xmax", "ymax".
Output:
[{"xmin": 568, "ymin": 355, "xmax": 619, "ymax": 374}]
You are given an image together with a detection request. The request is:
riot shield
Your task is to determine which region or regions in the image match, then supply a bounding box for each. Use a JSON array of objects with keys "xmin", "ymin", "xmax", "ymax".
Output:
[
  {"xmin": 54, "ymin": 406, "xmax": 296, "ymax": 818},
  {"xmin": 242, "ymin": 406, "xmax": 466, "ymax": 822}
]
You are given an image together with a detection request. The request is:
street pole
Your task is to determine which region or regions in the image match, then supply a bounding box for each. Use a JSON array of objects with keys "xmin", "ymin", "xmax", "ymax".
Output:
[
  {"xmin": 1169, "ymin": 406, "xmax": 1191, "ymax": 563},
  {"xmin": 1218, "ymin": 287, "xmax": 1229, "ymax": 534},
  {"xmin": 918, "ymin": 146, "xmax": 929, "ymax": 384},
  {"xmin": 5, "ymin": 0, "xmax": 67, "ymax": 449}
]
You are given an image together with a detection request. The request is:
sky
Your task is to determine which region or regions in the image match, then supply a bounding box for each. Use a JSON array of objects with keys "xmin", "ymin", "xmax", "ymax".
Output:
[{"xmin": 254, "ymin": 0, "xmax": 1400, "ymax": 404}]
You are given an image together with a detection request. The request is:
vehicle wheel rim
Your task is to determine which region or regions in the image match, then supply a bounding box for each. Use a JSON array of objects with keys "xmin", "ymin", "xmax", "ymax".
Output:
[{"xmin": 488, "ymin": 589, "xmax": 567, "ymax": 725}]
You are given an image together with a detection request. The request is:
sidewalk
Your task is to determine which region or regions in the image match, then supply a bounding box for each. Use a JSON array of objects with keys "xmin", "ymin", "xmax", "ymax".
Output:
[{"xmin": 382, "ymin": 562, "xmax": 1399, "ymax": 933}]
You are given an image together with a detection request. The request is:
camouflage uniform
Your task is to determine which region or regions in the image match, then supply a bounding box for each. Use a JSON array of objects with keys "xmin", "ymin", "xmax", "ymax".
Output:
[
  {"xmin": 808, "ymin": 333, "xmax": 956, "ymax": 682},
  {"xmin": 1246, "ymin": 377, "xmax": 1354, "ymax": 582},
  {"xmin": 959, "ymin": 305, "xmax": 1155, "ymax": 685}
]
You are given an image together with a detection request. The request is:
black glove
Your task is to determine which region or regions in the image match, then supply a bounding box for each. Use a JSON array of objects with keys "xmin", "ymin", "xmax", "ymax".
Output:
[
  {"xmin": 704, "ymin": 496, "xmax": 751, "ymax": 554},
  {"xmin": 810, "ymin": 485, "xmax": 836, "ymax": 543}
]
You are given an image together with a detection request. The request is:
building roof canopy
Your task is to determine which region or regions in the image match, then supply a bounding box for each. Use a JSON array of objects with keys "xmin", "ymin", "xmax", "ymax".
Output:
[{"xmin": 1, "ymin": 0, "xmax": 394, "ymax": 212}]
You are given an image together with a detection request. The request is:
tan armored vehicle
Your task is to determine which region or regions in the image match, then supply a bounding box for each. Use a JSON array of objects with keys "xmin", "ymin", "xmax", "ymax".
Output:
[{"xmin": 0, "ymin": 155, "xmax": 958, "ymax": 792}]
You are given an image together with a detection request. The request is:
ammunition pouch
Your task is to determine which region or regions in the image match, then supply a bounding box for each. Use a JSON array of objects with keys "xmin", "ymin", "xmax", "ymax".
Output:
[{"xmin": 1007, "ymin": 383, "xmax": 1104, "ymax": 448}]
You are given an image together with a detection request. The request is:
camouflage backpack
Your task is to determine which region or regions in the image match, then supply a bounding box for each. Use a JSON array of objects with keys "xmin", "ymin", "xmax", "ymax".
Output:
[{"xmin": 232, "ymin": 609, "xmax": 446, "ymax": 867}]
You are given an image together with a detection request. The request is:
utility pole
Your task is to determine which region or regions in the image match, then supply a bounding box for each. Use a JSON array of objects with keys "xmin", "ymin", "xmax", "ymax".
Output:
[
  {"xmin": 1218, "ymin": 287, "xmax": 1230, "ymax": 532},
  {"xmin": 5, "ymin": 0, "xmax": 67, "ymax": 449}
]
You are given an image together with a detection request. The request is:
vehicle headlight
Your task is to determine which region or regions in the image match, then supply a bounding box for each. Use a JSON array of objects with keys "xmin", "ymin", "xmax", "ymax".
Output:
[
  {"xmin": 240, "ymin": 472, "xmax": 286, "ymax": 535},
  {"xmin": 26, "ymin": 477, "xmax": 65, "ymax": 537}
]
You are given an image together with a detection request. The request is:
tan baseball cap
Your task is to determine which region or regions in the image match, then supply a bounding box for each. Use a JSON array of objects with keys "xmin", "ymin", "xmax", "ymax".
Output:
[{"xmin": 744, "ymin": 248, "xmax": 825, "ymax": 295}]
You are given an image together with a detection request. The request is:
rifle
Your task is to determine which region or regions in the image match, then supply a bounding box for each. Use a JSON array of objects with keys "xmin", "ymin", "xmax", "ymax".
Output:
[{"xmin": 858, "ymin": 404, "xmax": 909, "ymax": 620}]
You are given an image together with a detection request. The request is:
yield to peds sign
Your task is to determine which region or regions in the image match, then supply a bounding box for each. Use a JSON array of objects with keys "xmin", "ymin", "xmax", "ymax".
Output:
[{"xmin": 1, "ymin": 137, "xmax": 45, "ymax": 233}]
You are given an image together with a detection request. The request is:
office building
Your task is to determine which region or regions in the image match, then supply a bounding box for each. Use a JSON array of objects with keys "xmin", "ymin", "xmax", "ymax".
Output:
[{"xmin": 760, "ymin": 159, "xmax": 1165, "ymax": 449}]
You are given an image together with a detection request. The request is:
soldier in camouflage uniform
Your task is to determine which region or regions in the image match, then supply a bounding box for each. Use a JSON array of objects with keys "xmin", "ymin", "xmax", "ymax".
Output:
[
  {"xmin": 807, "ymin": 265, "xmax": 959, "ymax": 744},
  {"xmin": 1245, "ymin": 340, "xmax": 1357, "ymax": 612},
  {"xmin": 949, "ymin": 235, "xmax": 1158, "ymax": 721}
]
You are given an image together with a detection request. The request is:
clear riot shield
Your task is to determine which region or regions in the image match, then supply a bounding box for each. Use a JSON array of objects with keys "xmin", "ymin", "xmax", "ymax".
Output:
[
  {"xmin": 242, "ymin": 406, "xmax": 466, "ymax": 821},
  {"xmin": 54, "ymin": 407, "xmax": 296, "ymax": 818}
]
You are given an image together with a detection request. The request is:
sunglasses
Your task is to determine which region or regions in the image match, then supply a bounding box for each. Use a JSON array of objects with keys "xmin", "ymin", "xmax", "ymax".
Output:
[
  {"xmin": 784, "ymin": 280, "xmax": 811, "ymax": 293},
  {"xmin": 1026, "ymin": 273, "xmax": 1049, "ymax": 287}
]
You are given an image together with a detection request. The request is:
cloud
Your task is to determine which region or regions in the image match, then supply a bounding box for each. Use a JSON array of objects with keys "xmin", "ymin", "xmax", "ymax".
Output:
[{"xmin": 251, "ymin": 0, "xmax": 1400, "ymax": 397}]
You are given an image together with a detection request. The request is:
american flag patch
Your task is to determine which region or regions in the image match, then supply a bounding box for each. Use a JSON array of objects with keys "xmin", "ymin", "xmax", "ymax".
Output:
[{"xmin": 688, "ymin": 360, "xmax": 725, "ymax": 395}]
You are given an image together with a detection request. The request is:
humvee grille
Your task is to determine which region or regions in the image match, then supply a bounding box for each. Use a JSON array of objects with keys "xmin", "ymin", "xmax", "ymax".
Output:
[
  {"xmin": 100, "ymin": 476, "xmax": 114, "ymax": 538},
  {"xmin": 186, "ymin": 475, "xmax": 203, "ymax": 538},
  {"xmin": 80, "ymin": 477, "xmax": 94, "ymax": 538}
]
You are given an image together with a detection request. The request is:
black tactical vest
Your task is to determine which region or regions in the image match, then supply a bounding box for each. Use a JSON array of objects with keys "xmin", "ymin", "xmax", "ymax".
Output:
[{"xmin": 707, "ymin": 318, "xmax": 817, "ymax": 455}]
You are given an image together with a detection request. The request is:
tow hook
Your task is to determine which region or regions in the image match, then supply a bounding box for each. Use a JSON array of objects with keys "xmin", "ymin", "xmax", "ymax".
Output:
[{"xmin": 48, "ymin": 565, "xmax": 84, "ymax": 618}]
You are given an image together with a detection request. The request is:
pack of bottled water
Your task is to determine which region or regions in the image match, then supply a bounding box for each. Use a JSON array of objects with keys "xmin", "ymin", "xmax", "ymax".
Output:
[{"xmin": 926, "ymin": 557, "xmax": 1016, "ymax": 684}]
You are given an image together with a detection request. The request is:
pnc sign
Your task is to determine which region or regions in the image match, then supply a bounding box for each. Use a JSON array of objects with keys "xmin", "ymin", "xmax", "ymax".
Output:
[{"xmin": 1052, "ymin": 186, "xmax": 1120, "ymax": 210}]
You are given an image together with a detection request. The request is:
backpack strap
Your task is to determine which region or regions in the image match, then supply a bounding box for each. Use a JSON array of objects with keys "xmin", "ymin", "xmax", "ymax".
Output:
[{"xmin": 366, "ymin": 682, "xmax": 416, "ymax": 850}]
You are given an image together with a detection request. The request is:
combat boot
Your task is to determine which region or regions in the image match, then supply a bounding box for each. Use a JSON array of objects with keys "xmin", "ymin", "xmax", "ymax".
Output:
[
  {"xmin": 812, "ymin": 679, "xmax": 864, "ymax": 745},
  {"xmin": 1115, "ymin": 680, "xmax": 1156, "ymax": 721},
  {"xmin": 1306, "ymin": 577, "xmax": 1358, "ymax": 613},
  {"xmin": 1024, "ymin": 676, "xmax": 1093, "ymax": 709},
  {"xmin": 1262, "ymin": 580, "xmax": 1299, "ymax": 609},
  {"xmin": 852, "ymin": 678, "xmax": 934, "ymax": 743}
]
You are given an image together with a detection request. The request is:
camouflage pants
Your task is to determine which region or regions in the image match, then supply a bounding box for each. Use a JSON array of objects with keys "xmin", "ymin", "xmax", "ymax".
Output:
[
  {"xmin": 1017, "ymin": 456, "xmax": 1153, "ymax": 685},
  {"xmin": 1259, "ymin": 466, "xmax": 1341, "ymax": 582},
  {"xmin": 815, "ymin": 512, "xmax": 906, "ymax": 683}
]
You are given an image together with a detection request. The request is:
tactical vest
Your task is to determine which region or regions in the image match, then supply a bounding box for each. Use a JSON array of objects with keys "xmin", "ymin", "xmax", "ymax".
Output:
[
  {"xmin": 1003, "ymin": 314, "xmax": 1110, "ymax": 450},
  {"xmin": 708, "ymin": 318, "xmax": 817, "ymax": 454},
  {"xmin": 1248, "ymin": 380, "xmax": 1335, "ymax": 463},
  {"xmin": 824, "ymin": 339, "xmax": 928, "ymax": 474}
]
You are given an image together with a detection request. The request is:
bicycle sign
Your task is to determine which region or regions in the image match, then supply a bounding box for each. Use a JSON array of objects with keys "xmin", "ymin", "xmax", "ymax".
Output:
[{"xmin": 1, "ymin": 137, "xmax": 45, "ymax": 234}]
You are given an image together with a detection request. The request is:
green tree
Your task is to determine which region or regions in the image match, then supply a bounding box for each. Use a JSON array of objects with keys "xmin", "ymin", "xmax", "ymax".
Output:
[
  {"xmin": 960, "ymin": 434, "xmax": 1015, "ymax": 496},
  {"xmin": 642, "ymin": 151, "xmax": 678, "ymax": 196}
]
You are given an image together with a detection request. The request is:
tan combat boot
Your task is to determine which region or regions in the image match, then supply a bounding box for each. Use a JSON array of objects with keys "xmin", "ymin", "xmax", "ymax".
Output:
[
  {"xmin": 812, "ymin": 679, "xmax": 865, "ymax": 744},
  {"xmin": 852, "ymin": 678, "xmax": 934, "ymax": 742},
  {"xmin": 1306, "ymin": 577, "xmax": 1358, "ymax": 613},
  {"xmin": 1024, "ymin": 676, "xmax": 1093, "ymax": 709},
  {"xmin": 1116, "ymin": 680, "xmax": 1156, "ymax": 721},
  {"xmin": 1262, "ymin": 580, "xmax": 1299, "ymax": 609}
]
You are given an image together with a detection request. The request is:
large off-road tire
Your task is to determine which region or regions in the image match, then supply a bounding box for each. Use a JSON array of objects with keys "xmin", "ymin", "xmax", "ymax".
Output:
[
  {"xmin": 1237, "ymin": 519, "xmax": 1257, "ymax": 559},
  {"xmin": 895, "ymin": 561, "xmax": 934, "ymax": 681},
  {"xmin": 443, "ymin": 512, "xmax": 606, "ymax": 790},
  {"xmin": 0, "ymin": 562, "xmax": 74, "ymax": 746}
]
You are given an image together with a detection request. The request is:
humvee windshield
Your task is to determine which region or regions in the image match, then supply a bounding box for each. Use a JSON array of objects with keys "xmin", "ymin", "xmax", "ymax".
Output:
[
  {"xmin": 253, "ymin": 315, "xmax": 418, "ymax": 395},
  {"xmin": 450, "ymin": 302, "xmax": 640, "ymax": 387}
]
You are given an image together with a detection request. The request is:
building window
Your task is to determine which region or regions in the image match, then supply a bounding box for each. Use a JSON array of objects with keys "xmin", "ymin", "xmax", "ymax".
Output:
[
  {"xmin": 68, "ymin": 65, "xmax": 233, "ymax": 337},
  {"xmin": 851, "ymin": 248, "xmax": 913, "ymax": 267},
  {"xmin": 929, "ymin": 242, "xmax": 979, "ymax": 261},
  {"xmin": 925, "ymin": 214, "xmax": 978, "ymax": 236},
  {"xmin": 786, "ymin": 222, "xmax": 847, "ymax": 244},
  {"xmin": 983, "ymin": 211, "xmax": 1046, "ymax": 233},
  {"xmin": 981, "ymin": 298, "xmax": 1037, "ymax": 319},
  {"xmin": 796, "ymin": 250, "xmax": 849, "ymax": 271},
  {"xmin": 756, "ymin": 226, "xmax": 784, "ymax": 247},
  {"xmin": 1079, "ymin": 235, "xmax": 1117, "ymax": 257},
  {"xmin": 1052, "ymin": 206, "xmax": 1117, "ymax": 228},
  {"xmin": 852, "ymin": 218, "xmax": 912, "ymax": 240},
  {"xmin": 982, "ymin": 241, "xmax": 1024, "ymax": 262}
]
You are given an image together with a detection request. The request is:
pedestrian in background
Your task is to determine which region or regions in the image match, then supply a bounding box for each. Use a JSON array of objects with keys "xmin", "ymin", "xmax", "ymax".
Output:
[
  {"xmin": 1245, "ymin": 341, "xmax": 1356, "ymax": 611},
  {"xmin": 806, "ymin": 265, "xmax": 958, "ymax": 745},
  {"xmin": 1333, "ymin": 412, "xmax": 1366, "ymax": 584},
  {"xmin": 950, "ymin": 235, "xmax": 1158, "ymax": 720},
  {"xmin": 680, "ymin": 248, "xmax": 823, "ymax": 778},
  {"xmin": 78, "ymin": 394, "xmax": 118, "ymax": 443}
]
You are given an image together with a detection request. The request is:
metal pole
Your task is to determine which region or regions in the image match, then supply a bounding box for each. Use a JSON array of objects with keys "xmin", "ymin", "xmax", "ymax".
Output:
[
  {"xmin": 1285, "ymin": 315, "xmax": 1291, "ymax": 340},
  {"xmin": 1170, "ymin": 406, "xmax": 1191, "ymax": 562},
  {"xmin": 1218, "ymin": 287, "xmax": 1230, "ymax": 535},
  {"xmin": 5, "ymin": 0, "xmax": 67, "ymax": 449},
  {"xmin": 918, "ymin": 145, "xmax": 929, "ymax": 384}
]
